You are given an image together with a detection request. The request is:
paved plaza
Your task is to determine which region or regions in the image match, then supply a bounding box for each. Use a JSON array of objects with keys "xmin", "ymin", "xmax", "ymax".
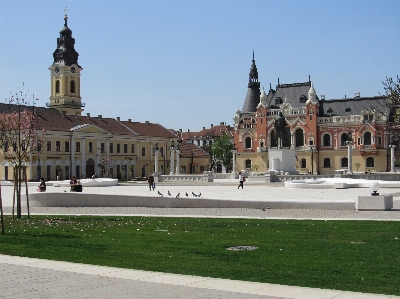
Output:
[{"xmin": 1, "ymin": 179, "xmax": 400, "ymax": 298}]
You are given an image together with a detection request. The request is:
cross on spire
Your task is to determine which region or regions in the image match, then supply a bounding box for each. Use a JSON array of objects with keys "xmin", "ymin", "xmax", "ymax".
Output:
[{"xmin": 64, "ymin": 7, "xmax": 68, "ymax": 16}]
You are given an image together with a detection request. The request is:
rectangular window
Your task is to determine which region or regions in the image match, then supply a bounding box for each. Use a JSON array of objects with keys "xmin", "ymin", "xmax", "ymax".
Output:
[
  {"xmin": 160, "ymin": 147, "xmax": 164, "ymax": 157},
  {"xmin": 377, "ymin": 136, "xmax": 382, "ymax": 146},
  {"xmin": 117, "ymin": 144, "xmax": 121, "ymax": 153},
  {"xmin": 142, "ymin": 146, "xmax": 146, "ymax": 156},
  {"xmin": 123, "ymin": 144, "xmax": 128, "ymax": 154},
  {"xmin": 101, "ymin": 143, "xmax": 105, "ymax": 153},
  {"xmin": 47, "ymin": 165, "xmax": 51, "ymax": 181},
  {"xmin": 36, "ymin": 142, "xmax": 41, "ymax": 152},
  {"xmin": 65, "ymin": 141, "xmax": 70, "ymax": 152},
  {"xmin": 76, "ymin": 141, "xmax": 80, "ymax": 152},
  {"xmin": 131, "ymin": 144, "xmax": 135, "ymax": 154},
  {"xmin": 89, "ymin": 142, "xmax": 93, "ymax": 152},
  {"xmin": 47, "ymin": 141, "xmax": 51, "ymax": 152},
  {"xmin": 56, "ymin": 141, "xmax": 61, "ymax": 152},
  {"xmin": 109, "ymin": 143, "xmax": 114, "ymax": 153}
]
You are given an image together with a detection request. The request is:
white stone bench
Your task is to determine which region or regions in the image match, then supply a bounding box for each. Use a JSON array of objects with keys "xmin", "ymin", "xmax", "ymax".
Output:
[
  {"xmin": 334, "ymin": 183, "xmax": 348, "ymax": 189},
  {"xmin": 357, "ymin": 194, "xmax": 393, "ymax": 210}
]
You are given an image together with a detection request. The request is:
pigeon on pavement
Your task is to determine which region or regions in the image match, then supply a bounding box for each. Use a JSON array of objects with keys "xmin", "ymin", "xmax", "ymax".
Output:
[{"xmin": 158, "ymin": 191, "xmax": 163, "ymax": 197}]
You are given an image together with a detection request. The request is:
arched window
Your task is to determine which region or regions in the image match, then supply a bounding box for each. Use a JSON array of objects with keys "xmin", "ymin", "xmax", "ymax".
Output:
[
  {"xmin": 323, "ymin": 158, "xmax": 331, "ymax": 168},
  {"xmin": 364, "ymin": 132, "xmax": 372, "ymax": 145},
  {"xmin": 323, "ymin": 134, "xmax": 331, "ymax": 146},
  {"xmin": 70, "ymin": 80, "xmax": 75, "ymax": 93},
  {"xmin": 271, "ymin": 131, "xmax": 277, "ymax": 148},
  {"xmin": 245, "ymin": 159, "xmax": 252, "ymax": 169},
  {"xmin": 341, "ymin": 133, "xmax": 349, "ymax": 146},
  {"xmin": 245, "ymin": 137, "xmax": 252, "ymax": 149},
  {"xmin": 301, "ymin": 158, "xmax": 306, "ymax": 168},
  {"xmin": 341, "ymin": 157, "xmax": 348, "ymax": 168},
  {"xmin": 260, "ymin": 140, "xmax": 264, "ymax": 147},
  {"xmin": 55, "ymin": 80, "xmax": 60, "ymax": 93},
  {"xmin": 366, "ymin": 157, "xmax": 374, "ymax": 168},
  {"xmin": 295, "ymin": 129, "xmax": 304, "ymax": 147}
]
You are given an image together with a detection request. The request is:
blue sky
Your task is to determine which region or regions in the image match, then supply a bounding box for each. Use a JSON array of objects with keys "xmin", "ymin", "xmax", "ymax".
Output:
[{"xmin": 1, "ymin": 0, "xmax": 399, "ymax": 131}]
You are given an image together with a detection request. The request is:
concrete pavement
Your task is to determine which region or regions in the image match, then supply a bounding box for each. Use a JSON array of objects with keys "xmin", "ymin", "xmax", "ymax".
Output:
[{"xmin": 1, "ymin": 180, "xmax": 400, "ymax": 298}]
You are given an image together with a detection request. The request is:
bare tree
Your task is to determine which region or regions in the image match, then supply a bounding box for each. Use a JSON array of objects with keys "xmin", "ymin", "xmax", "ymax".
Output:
[
  {"xmin": 379, "ymin": 76, "xmax": 400, "ymax": 121},
  {"xmin": 0, "ymin": 90, "xmax": 45, "ymax": 219}
]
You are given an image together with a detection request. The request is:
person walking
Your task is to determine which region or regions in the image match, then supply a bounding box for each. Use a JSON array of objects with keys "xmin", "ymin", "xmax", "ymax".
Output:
[
  {"xmin": 148, "ymin": 173, "xmax": 155, "ymax": 191},
  {"xmin": 238, "ymin": 171, "xmax": 244, "ymax": 189}
]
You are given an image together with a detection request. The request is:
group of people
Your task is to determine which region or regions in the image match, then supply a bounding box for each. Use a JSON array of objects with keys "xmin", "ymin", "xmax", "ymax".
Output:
[
  {"xmin": 70, "ymin": 175, "xmax": 82, "ymax": 192},
  {"xmin": 38, "ymin": 175, "xmax": 82, "ymax": 192}
]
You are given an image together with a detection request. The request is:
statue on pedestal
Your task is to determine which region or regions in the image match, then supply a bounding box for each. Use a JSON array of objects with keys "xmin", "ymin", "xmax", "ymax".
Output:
[{"xmin": 274, "ymin": 112, "xmax": 288, "ymax": 148}]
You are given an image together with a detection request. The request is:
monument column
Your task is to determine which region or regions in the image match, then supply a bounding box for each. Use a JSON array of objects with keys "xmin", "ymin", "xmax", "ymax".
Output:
[
  {"xmin": 232, "ymin": 150, "xmax": 237, "ymax": 174},
  {"xmin": 154, "ymin": 143, "xmax": 159, "ymax": 175},
  {"xmin": 175, "ymin": 148, "xmax": 181, "ymax": 174},
  {"xmin": 389, "ymin": 144, "xmax": 396, "ymax": 172},
  {"xmin": 71, "ymin": 137, "xmax": 75, "ymax": 177},
  {"xmin": 169, "ymin": 140, "xmax": 175, "ymax": 175},
  {"xmin": 346, "ymin": 139, "xmax": 353, "ymax": 175}
]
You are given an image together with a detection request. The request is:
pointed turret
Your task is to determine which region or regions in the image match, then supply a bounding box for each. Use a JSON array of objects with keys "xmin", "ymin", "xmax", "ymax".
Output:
[
  {"xmin": 242, "ymin": 51, "xmax": 261, "ymax": 113},
  {"xmin": 308, "ymin": 83, "xmax": 316, "ymax": 102},
  {"xmin": 260, "ymin": 87, "xmax": 268, "ymax": 106}
]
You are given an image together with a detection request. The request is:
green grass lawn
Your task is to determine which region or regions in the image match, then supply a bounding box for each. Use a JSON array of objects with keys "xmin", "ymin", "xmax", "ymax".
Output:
[{"xmin": 1, "ymin": 216, "xmax": 399, "ymax": 295}]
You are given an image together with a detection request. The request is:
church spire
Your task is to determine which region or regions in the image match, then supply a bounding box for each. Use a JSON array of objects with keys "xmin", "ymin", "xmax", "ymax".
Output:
[
  {"xmin": 242, "ymin": 50, "xmax": 261, "ymax": 113},
  {"xmin": 52, "ymin": 8, "xmax": 80, "ymax": 67}
]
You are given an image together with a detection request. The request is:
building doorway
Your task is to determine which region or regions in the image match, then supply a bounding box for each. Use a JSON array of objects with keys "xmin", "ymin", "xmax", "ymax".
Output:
[{"xmin": 86, "ymin": 158, "xmax": 95, "ymax": 178}]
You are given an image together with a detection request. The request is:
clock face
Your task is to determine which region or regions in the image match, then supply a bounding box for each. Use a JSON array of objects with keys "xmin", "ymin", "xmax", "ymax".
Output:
[
  {"xmin": 55, "ymin": 66, "xmax": 59, "ymax": 73},
  {"xmin": 71, "ymin": 67, "xmax": 75, "ymax": 73}
]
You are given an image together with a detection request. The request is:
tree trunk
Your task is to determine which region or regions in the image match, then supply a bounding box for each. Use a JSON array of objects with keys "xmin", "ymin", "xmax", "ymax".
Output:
[
  {"xmin": 24, "ymin": 167, "xmax": 30, "ymax": 218},
  {"xmin": 0, "ymin": 185, "xmax": 4, "ymax": 234}
]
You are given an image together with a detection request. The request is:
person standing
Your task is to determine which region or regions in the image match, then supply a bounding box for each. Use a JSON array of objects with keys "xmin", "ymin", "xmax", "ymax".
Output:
[
  {"xmin": 148, "ymin": 173, "xmax": 154, "ymax": 191},
  {"xmin": 238, "ymin": 171, "xmax": 244, "ymax": 189}
]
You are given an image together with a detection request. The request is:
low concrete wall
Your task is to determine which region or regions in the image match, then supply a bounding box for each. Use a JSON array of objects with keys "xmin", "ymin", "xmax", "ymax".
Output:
[{"xmin": 25, "ymin": 192, "xmax": 356, "ymax": 210}]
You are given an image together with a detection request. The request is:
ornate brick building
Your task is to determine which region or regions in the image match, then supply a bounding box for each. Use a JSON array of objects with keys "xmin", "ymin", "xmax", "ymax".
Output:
[{"xmin": 233, "ymin": 54, "xmax": 391, "ymax": 174}]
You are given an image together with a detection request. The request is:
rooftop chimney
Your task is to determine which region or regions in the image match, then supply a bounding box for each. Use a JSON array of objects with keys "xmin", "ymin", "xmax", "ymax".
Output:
[
  {"xmin": 145, "ymin": 120, "xmax": 149, "ymax": 124},
  {"xmin": 354, "ymin": 92, "xmax": 360, "ymax": 98},
  {"xmin": 116, "ymin": 117, "xmax": 120, "ymax": 121},
  {"xmin": 128, "ymin": 119, "xmax": 131, "ymax": 122},
  {"xmin": 320, "ymin": 94, "xmax": 325, "ymax": 100},
  {"xmin": 211, "ymin": 124, "xmax": 213, "ymax": 128},
  {"xmin": 86, "ymin": 113, "xmax": 90, "ymax": 118},
  {"xmin": 220, "ymin": 122, "xmax": 224, "ymax": 126}
]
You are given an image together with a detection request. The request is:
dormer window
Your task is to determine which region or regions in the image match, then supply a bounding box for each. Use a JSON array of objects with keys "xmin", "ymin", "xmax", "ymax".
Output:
[
  {"xmin": 327, "ymin": 108, "xmax": 333, "ymax": 113},
  {"xmin": 275, "ymin": 97, "xmax": 282, "ymax": 105},
  {"xmin": 299, "ymin": 95, "xmax": 307, "ymax": 103},
  {"xmin": 345, "ymin": 107, "xmax": 351, "ymax": 112}
]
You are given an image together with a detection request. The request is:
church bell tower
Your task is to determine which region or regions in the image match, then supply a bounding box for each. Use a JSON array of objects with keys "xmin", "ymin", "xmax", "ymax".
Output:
[{"xmin": 49, "ymin": 9, "xmax": 84, "ymax": 115}]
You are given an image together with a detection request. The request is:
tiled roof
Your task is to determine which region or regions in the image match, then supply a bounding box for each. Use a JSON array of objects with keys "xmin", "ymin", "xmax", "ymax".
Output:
[
  {"xmin": 319, "ymin": 96, "xmax": 389, "ymax": 117},
  {"xmin": 0, "ymin": 104, "xmax": 136, "ymax": 136},
  {"xmin": 181, "ymin": 125, "xmax": 234, "ymax": 140},
  {"xmin": 267, "ymin": 82, "xmax": 313, "ymax": 109},
  {"xmin": 121, "ymin": 121, "xmax": 177, "ymax": 138},
  {"xmin": 37, "ymin": 112, "xmax": 136, "ymax": 135},
  {"xmin": 178, "ymin": 142, "xmax": 210, "ymax": 158}
]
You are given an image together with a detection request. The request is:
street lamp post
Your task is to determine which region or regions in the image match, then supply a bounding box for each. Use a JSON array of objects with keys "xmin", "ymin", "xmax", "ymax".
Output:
[
  {"xmin": 231, "ymin": 143, "xmax": 237, "ymax": 177},
  {"xmin": 169, "ymin": 140, "xmax": 175, "ymax": 175},
  {"xmin": 308, "ymin": 145, "xmax": 315, "ymax": 175},
  {"xmin": 389, "ymin": 144, "xmax": 396, "ymax": 172},
  {"xmin": 175, "ymin": 143, "xmax": 180, "ymax": 174}
]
